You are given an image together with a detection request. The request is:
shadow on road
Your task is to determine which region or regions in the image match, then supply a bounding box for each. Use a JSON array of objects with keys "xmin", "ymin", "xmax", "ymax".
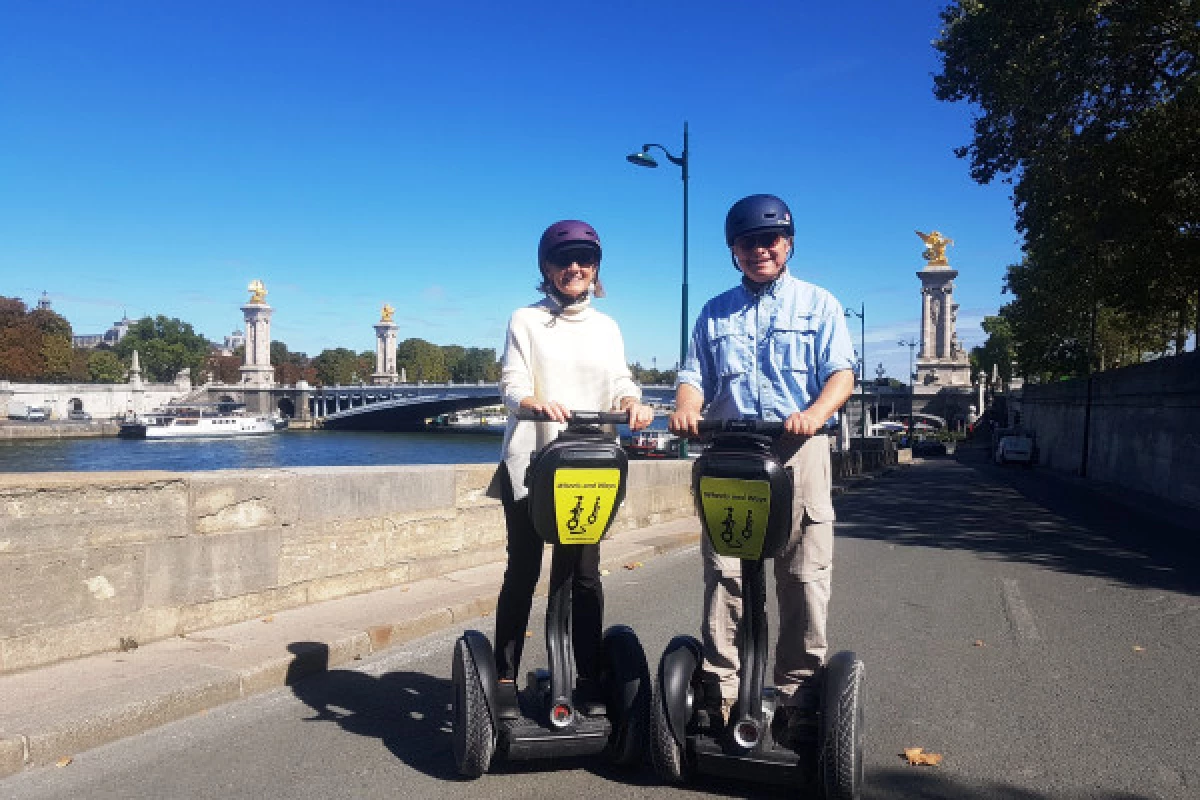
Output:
[
  {"xmin": 865, "ymin": 766, "xmax": 1155, "ymax": 799},
  {"xmin": 836, "ymin": 450, "xmax": 1200, "ymax": 596},
  {"xmin": 285, "ymin": 642, "xmax": 461, "ymax": 781}
]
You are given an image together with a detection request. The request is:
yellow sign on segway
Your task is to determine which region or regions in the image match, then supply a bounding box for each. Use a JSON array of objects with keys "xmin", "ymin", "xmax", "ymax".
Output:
[
  {"xmin": 698, "ymin": 477, "xmax": 772, "ymax": 559},
  {"xmin": 552, "ymin": 468, "xmax": 621, "ymax": 545}
]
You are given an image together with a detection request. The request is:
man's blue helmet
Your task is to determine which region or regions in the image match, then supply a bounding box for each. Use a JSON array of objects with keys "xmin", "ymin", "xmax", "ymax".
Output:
[{"xmin": 724, "ymin": 194, "xmax": 794, "ymax": 247}]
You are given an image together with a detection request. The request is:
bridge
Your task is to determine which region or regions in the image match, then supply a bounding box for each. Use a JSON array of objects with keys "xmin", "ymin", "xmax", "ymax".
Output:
[{"xmin": 307, "ymin": 383, "xmax": 678, "ymax": 431}]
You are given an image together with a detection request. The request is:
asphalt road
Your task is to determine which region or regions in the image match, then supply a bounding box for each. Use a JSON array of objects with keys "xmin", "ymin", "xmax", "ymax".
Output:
[{"xmin": 4, "ymin": 451, "xmax": 1197, "ymax": 799}]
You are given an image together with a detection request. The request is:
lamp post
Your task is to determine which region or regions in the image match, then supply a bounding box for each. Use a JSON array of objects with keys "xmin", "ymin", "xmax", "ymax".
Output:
[
  {"xmin": 845, "ymin": 303, "xmax": 866, "ymax": 436},
  {"xmin": 898, "ymin": 338, "xmax": 918, "ymax": 444},
  {"xmin": 626, "ymin": 121, "xmax": 689, "ymax": 375}
]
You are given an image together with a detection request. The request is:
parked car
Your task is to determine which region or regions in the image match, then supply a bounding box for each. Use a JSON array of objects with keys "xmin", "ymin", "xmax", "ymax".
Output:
[
  {"xmin": 912, "ymin": 439, "xmax": 948, "ymax": 457},
  {"xmin": 67, "ymin": 409, "xmax": 92, "ymax": 421},
  {"xmin": 995, "ymin": 434, "xmax": 1034, "ymax": 466}
]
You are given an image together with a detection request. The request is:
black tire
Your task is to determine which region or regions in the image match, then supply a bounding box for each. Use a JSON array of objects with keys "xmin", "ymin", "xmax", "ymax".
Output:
[
  {"xmin": 600, "ymin": 625, "xmax": 652, "ymax": 768},
  {"xmin": 651, "ymin": 677, "xmax": 686, "ymax": 782},
  {"xmin": 819, "ymin": 651, "xmax": 865, "ymax": 800},
  {"xmin": 451, "ymin": 636, "xmax": 495, "ymax": 778},
  {"xmin": 650, "ymin": 635, "xmax": 701, "ymax": 783}
]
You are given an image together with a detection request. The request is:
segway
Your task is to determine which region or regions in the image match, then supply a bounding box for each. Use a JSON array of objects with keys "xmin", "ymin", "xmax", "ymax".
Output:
[
  {"xmin": 452, "ymin": 410, "xmax": 653, "ymax": 777},
  {"xmin": 650, "ymin": 419, "xmax": 865, "ymax": 798}
]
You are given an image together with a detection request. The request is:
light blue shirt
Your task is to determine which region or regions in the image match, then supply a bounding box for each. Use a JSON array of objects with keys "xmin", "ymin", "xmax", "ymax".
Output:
[{"xmin": 677, "ymin": 270, "xmax": 856, "ymax": 424}]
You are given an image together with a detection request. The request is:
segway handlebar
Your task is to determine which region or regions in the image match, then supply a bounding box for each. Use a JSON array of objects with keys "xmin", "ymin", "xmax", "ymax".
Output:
[
  {"xmin": 515, "ymin": 409, "xmax": 632, "ymax": 425},
  {"xmin": 694, "ymin": 419, "xmax": 787, "ymax": 437}
]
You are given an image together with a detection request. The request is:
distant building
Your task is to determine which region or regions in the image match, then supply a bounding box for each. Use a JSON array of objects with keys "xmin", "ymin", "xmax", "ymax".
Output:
[
  {"xmin": 72, "ymin": 314, "xmax": 134, "ymax": 349},
  {"xmin": 219, "ymin": 329, "xmax": 246, "ymax": 356},
  {"xmin": 36, "ymin": 291, "xmax": 52, "ymax": 311}
]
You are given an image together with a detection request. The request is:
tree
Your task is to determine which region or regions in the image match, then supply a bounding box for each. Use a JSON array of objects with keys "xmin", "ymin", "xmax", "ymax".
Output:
[
  {"xmin": 0, "ymin": 296, "xmax": 74, "ymax": 382},
  {"xmin": 934, "ymin": 0, "xmax": 1199, "ymax": 369},
  {"xmin": 450, "ymin": 347, "xmax": 500, "ymax": 382},
  {"xmin": 311, "ymin": 348, "xmax": 359, "ymax": 386},
  {"xmin": 86, "ymin": 350, "xmax": 126, "ymax": 383},
  {"xmin": 115, "ymin": 316, "xmax": 212, "ymax": 382},
  {"xmin": 396, "ymin": 338, "xmax": 448, "ymax": 383},
  {"xmin": 969, "ymin": 314, "xmax": 1017, "ymax": 384}
]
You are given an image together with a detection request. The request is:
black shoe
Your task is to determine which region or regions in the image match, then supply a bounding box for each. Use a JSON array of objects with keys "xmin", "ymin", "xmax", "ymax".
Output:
[
  {"xmin": 574, "ymin": 678, "xmax": 608, "ymax": 717},
  {"xmin": 496, "ymin": 679, "xmax": 520, "ymax": 720}
]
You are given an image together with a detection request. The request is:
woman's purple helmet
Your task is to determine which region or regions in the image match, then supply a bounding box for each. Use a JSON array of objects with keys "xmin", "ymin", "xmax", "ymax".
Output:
[
  {"xmin": 537, "ymin": 220, "xmax": 605, "ymax": 298},
  {"xmin": 538, "ymin": 220, "xmax": 602, "ymax": 265}
]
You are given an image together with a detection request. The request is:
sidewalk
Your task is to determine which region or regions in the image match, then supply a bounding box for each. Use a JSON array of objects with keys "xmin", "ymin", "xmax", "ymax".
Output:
[{"xmin": 0, "ymin": 517, "xmax": 702, "ymax": 778}]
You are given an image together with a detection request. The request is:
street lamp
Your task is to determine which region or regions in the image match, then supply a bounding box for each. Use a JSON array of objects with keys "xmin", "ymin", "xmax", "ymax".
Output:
[
  {"xmin": 626, "ymin": 121, "xmax": 689, "ymax": 374},
  {"xmin": 898, "ymin": 338, "xmax": 918, "ymax": 444},
  {"xmin": 845, "ymin": 303, "xmax": 866, "ymax": 436}
]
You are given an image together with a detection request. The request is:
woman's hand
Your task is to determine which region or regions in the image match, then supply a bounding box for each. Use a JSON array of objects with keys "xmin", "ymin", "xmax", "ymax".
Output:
[
  {"xmin": 520, "ymin": 398, "xmax": 570, "ymax": 423},
  {"xmin": 626, "ymin": 403, "xmax": 655, "ymax": 431}
]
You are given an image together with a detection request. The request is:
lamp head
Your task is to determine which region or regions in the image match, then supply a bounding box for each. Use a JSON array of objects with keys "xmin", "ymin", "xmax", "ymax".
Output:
[{"xmin": 626, "ymin": 150, "xmax": 658, "ymax": 168}]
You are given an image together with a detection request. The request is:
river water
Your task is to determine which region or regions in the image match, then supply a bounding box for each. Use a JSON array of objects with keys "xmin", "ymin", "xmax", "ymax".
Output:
[
  {"xmin": 0, "ymin": 430, "xmax": 506, "ymax": 474},
  {"xmin": 0, "ymin": 420, "xmax": 667, "ymax": 474}
]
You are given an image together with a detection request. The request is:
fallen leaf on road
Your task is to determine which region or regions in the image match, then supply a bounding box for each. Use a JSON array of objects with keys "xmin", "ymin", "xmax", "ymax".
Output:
[
  {"xmin": 525, "ymin": 630, "xmax": 533, "ymax": 638},
  {"xmin": 973, "ymin": 640, "xmax": 986, "ymax": 647},
  {"xmin": 623, "ymin": 562, "xmax": 643, "ymax": 570},
  {"xmin": 600, "ymin": 569, "xmax": 611, "ymax": 576},
  {"xmin": 902, "ymin": 747, "xmax": 943, "ymax": 766},
  {"xmin": 1133, "ymin": 645, "xmax": 1145, "ymax": 652},
  {"xmin": 261, "ymin": 616, "xmax": 274, "ymax": 623},
  {"xmin": 401, "ymin": 586, "xmax": 410, "ymax": 592},
  {"xmin": 55, "ymin": 757, "xmax": 72, "ymax": 768}
]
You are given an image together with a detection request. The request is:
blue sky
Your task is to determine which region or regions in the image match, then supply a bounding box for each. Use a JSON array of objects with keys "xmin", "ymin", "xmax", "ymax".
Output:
[{"xmin": 0, "ymin": 0, "xmax": 1020, "ymax": 382}]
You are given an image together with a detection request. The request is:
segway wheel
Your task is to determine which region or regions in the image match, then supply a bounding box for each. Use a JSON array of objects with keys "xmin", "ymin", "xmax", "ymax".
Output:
[
  {"xmin": 650, "ymin": 635, "xmax": 702, "ymax": 783},
  {"xmin": 818, "ymin": 651, "xmax": 865, "ymax": 800},
  {"xmin": 600, "ymin": 625, "xmax": 652, "ymax": 767},
  {"xmin": 451, "ymin": 636, "xmax": 496, "ymax": 778}
]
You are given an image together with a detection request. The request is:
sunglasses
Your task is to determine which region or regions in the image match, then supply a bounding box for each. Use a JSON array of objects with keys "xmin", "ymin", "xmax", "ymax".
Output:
[
  {"xmin": 547, "ymin": 249, "xmax": 599, "ymax": 269},
  {"xmin": 735, "ymin": 231, "xmax": 785, "ymax": 250}
]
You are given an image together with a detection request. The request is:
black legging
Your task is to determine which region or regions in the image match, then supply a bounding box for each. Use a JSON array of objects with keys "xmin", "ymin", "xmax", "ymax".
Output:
[{"xmin": 493, "ymin": 464, "xmax": 604, "ymax": 683}]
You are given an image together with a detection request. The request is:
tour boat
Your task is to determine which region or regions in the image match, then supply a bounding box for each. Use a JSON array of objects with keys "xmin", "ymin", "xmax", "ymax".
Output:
[{"xmin": 118, "ymin": 405, "xmax": 287, "ymax": 439}]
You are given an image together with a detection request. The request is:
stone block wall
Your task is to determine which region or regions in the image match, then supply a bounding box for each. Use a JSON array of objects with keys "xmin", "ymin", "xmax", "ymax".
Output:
[
  {"xmin": 0, "ymin": 460, "xmax": 695, "ymax": 674},
  {"xmin": 1021, "ymin": 351, "xmax": 1200, "ymax": 510}
]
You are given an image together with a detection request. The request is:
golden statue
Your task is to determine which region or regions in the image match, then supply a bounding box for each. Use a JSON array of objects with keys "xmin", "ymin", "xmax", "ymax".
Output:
[
  {"xmin": 915, "ymin": 230, "xmax": 954, "ymax": 266},
  {"xmin": 247, "ymin": 279, "xmax": 268, "ymax": 304},
  {"xmin": 381, "ymin": 303, "xmax": 395, "ymax": 323}
]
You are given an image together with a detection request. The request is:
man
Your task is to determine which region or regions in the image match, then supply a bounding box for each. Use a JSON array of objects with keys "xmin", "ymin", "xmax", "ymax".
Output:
[{"xmin": 668, "ymin": 193, "xmax": 856, "ymax": 738}]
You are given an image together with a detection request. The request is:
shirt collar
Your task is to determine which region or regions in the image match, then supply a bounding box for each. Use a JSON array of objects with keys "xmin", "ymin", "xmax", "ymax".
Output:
[{"xmin": 740, "ymin": 267, "xmax": 789, "ymax": 299}]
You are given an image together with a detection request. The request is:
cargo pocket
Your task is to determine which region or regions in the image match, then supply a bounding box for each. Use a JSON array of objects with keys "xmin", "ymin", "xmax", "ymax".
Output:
[{"xmin": 770, "ymin": 312, "xmax": 817, "ymax": 376}]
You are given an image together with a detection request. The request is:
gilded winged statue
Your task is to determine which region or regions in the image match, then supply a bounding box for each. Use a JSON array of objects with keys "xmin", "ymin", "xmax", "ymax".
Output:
[
  {"xmin": 915, "ymin": 230, "xmax": 954, "ymax": 266},
  {"xmin": 247, "ymin": 279, "xmax": 267, "ymax": 303},
  {"xmin": 381, "ymin": 303, "xmax": 395, "ymax": 323}
]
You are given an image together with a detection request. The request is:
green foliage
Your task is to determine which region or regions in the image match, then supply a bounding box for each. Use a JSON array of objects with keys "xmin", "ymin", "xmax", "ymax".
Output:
[
  {"xmin": 396, "ymin": 338, "xmax": 448, "ymax": 382},
  {"xmin": 449, "ymin": 347, "xmax": 500, "ymax": 382},
  {"xmin": 311, "ymin": 347, "xmax": 360, "ymax": 386},
  {"xmin": 628, "ymin": 363, "xmax": 677, "ymax": 385},
  {"xmin": 934, "ymin": 0, "xmax": 1199, "ymax": 374},
  {"xmin": 86, "ymin": 349, "xmax": 126, "ymax": 383},
  {"xmin": 115, "ymin": 316, "xmax": 212, "ymax": 383},
  {"xmin": 969, "ymin": 314, "xmax": 1016, "ymax": 383}
]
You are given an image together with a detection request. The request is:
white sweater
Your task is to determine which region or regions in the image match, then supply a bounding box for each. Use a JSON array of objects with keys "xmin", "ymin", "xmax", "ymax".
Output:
[{"xmin": 494, "ymin": 294, "xmax": 640, "ymax": 501}]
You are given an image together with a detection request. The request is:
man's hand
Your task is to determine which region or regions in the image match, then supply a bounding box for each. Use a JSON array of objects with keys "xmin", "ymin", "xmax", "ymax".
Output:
[
  {"xmin": 668, "ymin": 408, "xmax": 704, "ymax": 437},
  {"xmin": 784, "ymin": 410, "xmax": 824, "ymax": 437}
]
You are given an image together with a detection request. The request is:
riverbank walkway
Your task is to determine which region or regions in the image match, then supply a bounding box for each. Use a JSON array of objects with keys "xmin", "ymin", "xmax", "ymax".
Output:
[
  {"xmin": 0, "ymin": 458, "xmax": 910, "ymax": 778},
  {"xmin": 0, "ymin": 515, "xmax": 705, "ymax": 778}
]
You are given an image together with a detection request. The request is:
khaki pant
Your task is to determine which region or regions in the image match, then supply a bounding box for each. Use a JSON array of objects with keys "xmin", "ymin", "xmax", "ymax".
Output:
[{"xmin": 701, "ymin": 434, "xmax": 835, "ymax": 705}]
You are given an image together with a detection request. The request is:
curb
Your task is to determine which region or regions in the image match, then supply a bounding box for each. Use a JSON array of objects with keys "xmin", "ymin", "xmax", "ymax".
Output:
[{"xmin": 0, "ymin": 527, "xmax": 700, "ymax": 778}]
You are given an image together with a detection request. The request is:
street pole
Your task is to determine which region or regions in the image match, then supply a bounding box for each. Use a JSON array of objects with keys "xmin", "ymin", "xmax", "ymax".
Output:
[
  {"xmin": 845, "ymin": 303, "xmax": 866, "ymax": 436},
  {"xmin": 898, "ymin": 338, "xmax": 918, "ymax": 445},
  {"xmin": 627, "ymin": 122, "xmax": 690, "ymax": 456}
]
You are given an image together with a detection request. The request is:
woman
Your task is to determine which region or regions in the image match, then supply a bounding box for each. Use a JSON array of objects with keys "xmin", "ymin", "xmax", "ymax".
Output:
[{"xmin": 490, "ymin": 219, "xmax": 654, "ymax": 718}]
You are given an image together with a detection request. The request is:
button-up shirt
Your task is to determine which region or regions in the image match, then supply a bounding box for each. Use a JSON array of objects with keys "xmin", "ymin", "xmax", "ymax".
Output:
[{"xmin": 677, "ymin": 270, "xmax": 856, "ymax": 424}]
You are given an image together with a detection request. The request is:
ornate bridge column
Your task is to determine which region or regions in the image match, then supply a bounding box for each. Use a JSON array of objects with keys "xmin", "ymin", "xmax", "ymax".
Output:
[
  {"xmin": 372, "ymin": 303, "xmax": 399, "ymax": 386},
  {"xmin": 240, "ymin": 280, "xmax": 276, "ymax": 388}
]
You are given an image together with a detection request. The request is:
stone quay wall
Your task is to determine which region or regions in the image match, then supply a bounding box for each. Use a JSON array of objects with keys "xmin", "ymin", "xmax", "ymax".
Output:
[
  {"xmin": 0, "ymin": 460, "xmax": 696, "ymax": 674},
  {"xmin": 1020, "ymin": 351, "xmax": 1200, "ymax": 510}
]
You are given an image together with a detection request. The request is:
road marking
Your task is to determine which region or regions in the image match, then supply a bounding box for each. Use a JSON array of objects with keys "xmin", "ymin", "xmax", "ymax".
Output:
[{"xmin": 1001, "ymin": 578, "xmax": 1042, "ymax": 644}]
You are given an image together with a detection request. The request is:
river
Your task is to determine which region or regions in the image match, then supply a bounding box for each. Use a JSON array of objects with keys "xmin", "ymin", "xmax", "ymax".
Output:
[
  {"xmin": 0, "ymin": 420, "xmax": 667, "ymax": 474},
  {"xmin": 0, "ymin": 430, "xmax": 506, "ymax": 474}
]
